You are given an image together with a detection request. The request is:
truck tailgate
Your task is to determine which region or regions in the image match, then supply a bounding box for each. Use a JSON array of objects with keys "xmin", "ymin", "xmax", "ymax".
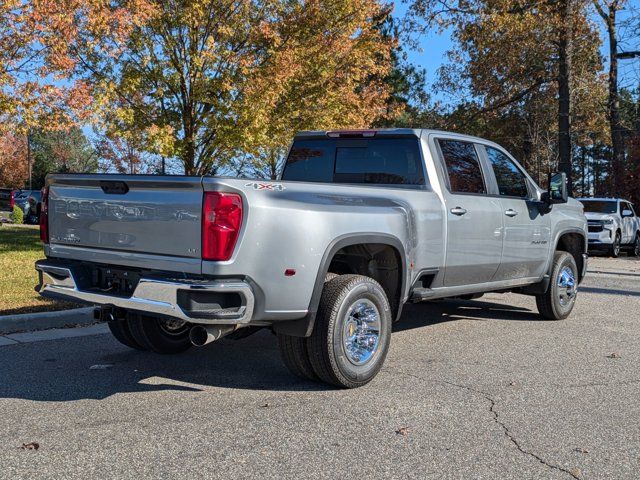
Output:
[{"xmin": 48, "ymin": 175, "xmax": 203, "ymax": 260}]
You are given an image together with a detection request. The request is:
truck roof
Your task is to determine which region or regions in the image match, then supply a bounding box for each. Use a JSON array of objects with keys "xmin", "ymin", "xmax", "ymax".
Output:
[
  {"xmin": 294, "ymin": 128, "xmax": 495, "ymax": 144},
  {"xmin": 577, "ymin": 197, "xmax": 632, "ymax": 204}
]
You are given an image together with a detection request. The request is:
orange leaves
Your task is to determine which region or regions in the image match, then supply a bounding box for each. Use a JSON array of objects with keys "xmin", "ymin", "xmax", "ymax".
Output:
[{"xmin": 0, "ymin": 133, "xmax": 29, "ymax": 188}]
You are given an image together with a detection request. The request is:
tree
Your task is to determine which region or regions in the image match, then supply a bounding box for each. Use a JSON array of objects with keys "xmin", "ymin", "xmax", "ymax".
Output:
[
  {"xmin": 33, "ymin": 0, "xmax": 393, "ymax": 175},
  {"xmin": 30, "ymin": 128, "xmax": 98, "ymax": 188},
  {"xmin": 0, "ymin": 1, "xmax": 93, "ymax": 134},
  {"xmin": 0, "ymin": 132, "xmax": 29, "ymax": 188},
  {"xmin": 592, "ymin": 0, "xmax": 628, "ymax": 196},
  {"xmin": 96, "ymin": 134, "xmax": 161, "ymax": 174},
  {"xmin": 407, "ymin": 0, "xmax": 604, "ymax": 190}
]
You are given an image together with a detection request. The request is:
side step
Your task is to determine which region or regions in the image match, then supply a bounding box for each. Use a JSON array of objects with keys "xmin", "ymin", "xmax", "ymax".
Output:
[
  {"xmin": 409, "ymin": 268, "xmax": 439, "ymax": 302},
  {"xmin": 410, "ymin": 287, "xmax": 435, "ymax": 301}
]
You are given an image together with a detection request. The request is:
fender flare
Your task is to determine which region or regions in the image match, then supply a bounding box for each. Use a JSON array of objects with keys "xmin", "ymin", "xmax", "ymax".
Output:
[
  {"xmin": 523, "ymin": 228, "xmax": 587, "ymax": 295},
  {"xmin": 272, "ymin": 233, "xmax": 407, "ymax": 338}
]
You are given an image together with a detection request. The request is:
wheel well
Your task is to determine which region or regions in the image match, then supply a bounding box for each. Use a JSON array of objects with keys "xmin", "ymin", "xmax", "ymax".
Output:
[
  {"xmin": 556, "ymin": 232, "xmax": 585, "ymax": 281},
  {"xmin": 327, "ymin": 243, "xmax": 403, "ymax": 320}
]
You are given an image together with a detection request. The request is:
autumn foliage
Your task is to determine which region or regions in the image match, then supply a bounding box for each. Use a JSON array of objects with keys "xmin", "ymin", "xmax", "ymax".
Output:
[
  {"xmin": 8, "ymin": 0, "xmax": 392, "ymax": 175},
  {"xmin": 0, "ymin": 133, "xmax": 28, "ymax": 188}
]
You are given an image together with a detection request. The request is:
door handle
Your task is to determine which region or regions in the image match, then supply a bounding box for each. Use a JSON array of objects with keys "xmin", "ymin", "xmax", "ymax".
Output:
[
  {"xmin": 505, "ymin": 209, "xmax": 518, "ymax": 217},
  {"xmin": 450, "ymin": 207, "xmax": 467, "ymax": 216}
]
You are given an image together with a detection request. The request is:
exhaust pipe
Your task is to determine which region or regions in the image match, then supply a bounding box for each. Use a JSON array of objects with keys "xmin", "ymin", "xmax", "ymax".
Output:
[
  {"xmin": 95, "ymin": 306, "xmax": 118, "ymax": 322},
  {"xmin": 189, "ymin": 325, "xmax": 237, "ymax": 347}
]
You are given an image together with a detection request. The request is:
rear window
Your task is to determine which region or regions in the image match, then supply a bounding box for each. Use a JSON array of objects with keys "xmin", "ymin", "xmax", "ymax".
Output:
[{"xmin": 282, "ymin": 137, "xmax": 426, "ymax": 186}]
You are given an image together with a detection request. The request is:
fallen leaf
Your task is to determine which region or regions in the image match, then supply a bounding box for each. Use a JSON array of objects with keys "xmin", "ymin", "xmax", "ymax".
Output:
[
  {"xmin": 89, "ymin": 364, "xmax": 114, "ymax": 370},
  {"xmin": 396, "ymin": 427, "xmax": 410, "ymax": 436},
  {"xmin": 21, "ymin": 442, "xmax": 39, "ymax": 451}
]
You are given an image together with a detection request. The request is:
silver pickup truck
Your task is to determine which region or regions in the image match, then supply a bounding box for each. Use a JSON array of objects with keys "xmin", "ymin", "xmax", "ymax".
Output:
[{"xmin": 36, "ymin": 129, "xmax": 588, "ymax": 388}]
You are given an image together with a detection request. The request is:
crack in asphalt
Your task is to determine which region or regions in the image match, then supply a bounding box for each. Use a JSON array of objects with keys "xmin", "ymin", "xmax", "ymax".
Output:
[{"xmin": 390, "ymin": 369, "xmax": 581, "ymax": 480}]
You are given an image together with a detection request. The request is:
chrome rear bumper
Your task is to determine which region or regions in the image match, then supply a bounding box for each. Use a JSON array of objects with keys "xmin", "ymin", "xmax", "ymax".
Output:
[{"xmin": 36, "ymin": 261, "xmax": 254, "ymax": 325}]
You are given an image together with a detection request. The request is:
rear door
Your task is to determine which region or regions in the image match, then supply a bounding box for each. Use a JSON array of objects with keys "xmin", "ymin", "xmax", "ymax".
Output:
[
  {"xmin": 434, "ymin": 138, "xmax": 504, "ymax": 286},
  {"xmin": 48, "ymin": 175, "xmax": 203, "ymax": 259},
  {"xmin": 480, "ymin": 145, "xmax": 551, "ymax": 281}
]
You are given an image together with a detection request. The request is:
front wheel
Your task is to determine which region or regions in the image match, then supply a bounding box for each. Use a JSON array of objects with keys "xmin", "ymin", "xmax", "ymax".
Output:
[
  {"xmin": 535, "ymin": 251, "xmax": 578, "ymax": 320},
  {"xmin": 306, "ymin": 275, "xmax": 392, "ymax": 388},
  {"xmin": 610, "ymin": 232, "xmax": 621, "ymax": 257}
]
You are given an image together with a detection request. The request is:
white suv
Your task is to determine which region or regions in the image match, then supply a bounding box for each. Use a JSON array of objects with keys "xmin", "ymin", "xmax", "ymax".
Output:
[{"xmin": 578, "ymin": 198, "xmax": 640, "ymax": 257}]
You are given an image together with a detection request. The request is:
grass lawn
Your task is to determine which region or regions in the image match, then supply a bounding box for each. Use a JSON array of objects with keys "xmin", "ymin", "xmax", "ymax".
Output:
[{"xmin": 0, "ymin": 225, "xmax": 78, "ymax": 315}]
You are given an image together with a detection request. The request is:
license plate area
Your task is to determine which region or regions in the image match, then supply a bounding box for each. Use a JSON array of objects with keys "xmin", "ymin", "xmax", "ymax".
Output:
[{"xmin": 90, "ymin": 267, "xmax": 141, "ymax": 297}]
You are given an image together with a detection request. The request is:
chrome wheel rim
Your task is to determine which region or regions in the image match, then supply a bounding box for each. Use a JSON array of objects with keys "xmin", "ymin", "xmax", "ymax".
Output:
[
  {"xmin": 158, "ymin": 318, "xmax": 188, "ymax": 336},
  {"xmin": 342, "ymin": 299, "xmax": 381, "ymax": 366},
  {"xmin": 557, "ymin": 266, "xmax": 577, "ymax": 307},
  {"xmin": 614, "ymin": 235, "xmax": 621, "ymax": 256}
]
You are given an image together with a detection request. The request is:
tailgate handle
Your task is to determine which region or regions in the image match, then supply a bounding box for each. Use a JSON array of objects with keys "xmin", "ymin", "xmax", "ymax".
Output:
[{"xmin": 100, "ymin": 181, "xmax": 129, "ymax": 195}]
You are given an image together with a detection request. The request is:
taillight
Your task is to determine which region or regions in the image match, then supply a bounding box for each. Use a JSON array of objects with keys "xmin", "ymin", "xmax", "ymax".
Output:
[
  {"xmin": 9, "ymin": 190, "xmax": 15, "ymax": 210},
  {"xmin": 39, "ymin": 186, "xmax": 49, "ymax": 243},
  {"xmin": 202, "ymin": 192, "xmax": 243, "ymax": 261}
]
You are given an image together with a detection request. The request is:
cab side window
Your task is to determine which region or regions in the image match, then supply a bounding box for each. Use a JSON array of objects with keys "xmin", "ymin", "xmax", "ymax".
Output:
[
  {"xmin": 438, "ymin": 139, "xmax": 486, "ymax": 194},
  {"xmin": 485, "ymin": 146, "xmax": 529, "ymax": 198}
]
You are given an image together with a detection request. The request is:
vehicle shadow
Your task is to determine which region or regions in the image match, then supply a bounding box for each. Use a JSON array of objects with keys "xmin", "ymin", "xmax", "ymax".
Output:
[
  {"xmin": 0, "ymin": 298, "xmax": 544, "ymax": 402},
  {"xmin": 579, "ymin": 286, "xmax": 640, "ymax": 297},
  {"xmin": 394, "ymin": 299, "xmax": 538, "ymax": 333}
]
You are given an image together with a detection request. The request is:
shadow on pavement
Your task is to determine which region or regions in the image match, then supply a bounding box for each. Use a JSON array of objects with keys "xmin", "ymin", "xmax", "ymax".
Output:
[
  {"xmin": 0, "ymin": 299, "xmax": 539, "ymax": 402},
  {"xmin": 395, "ymin": 299, "xmax": 538, "ymax": 333},
  {"xmin": 580, "ymin": 286, "xmax": 640, "ymax": 297}
]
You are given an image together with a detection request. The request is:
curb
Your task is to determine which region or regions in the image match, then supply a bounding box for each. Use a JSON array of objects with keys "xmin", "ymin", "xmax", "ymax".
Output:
[{"xmin": 0, "ymin": 307, "xmax": 96, "ymax": 334}]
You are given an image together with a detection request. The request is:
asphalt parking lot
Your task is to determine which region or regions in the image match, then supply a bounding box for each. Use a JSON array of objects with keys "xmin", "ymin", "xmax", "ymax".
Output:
[{"xmin": 0, "ymin": 256, "xmax": 639, "ymax": 479}]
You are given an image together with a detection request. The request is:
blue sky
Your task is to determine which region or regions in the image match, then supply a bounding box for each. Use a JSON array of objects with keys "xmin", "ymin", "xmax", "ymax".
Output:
[{"xmin": 392, "ymin": 1, "xmax": 454, "ymax": 93}]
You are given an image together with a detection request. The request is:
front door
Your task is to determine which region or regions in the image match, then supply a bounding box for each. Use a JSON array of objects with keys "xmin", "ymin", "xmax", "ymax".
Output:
[
  {"xmin": 435, "ymin": 138, "xmax": 504, "ymax": 287},
  {"xmin": 620, "ymin": 202, "xmax": 635, "ymax": 244},
  {"xmin": 480, "ymin": 145, "xmax": 551, "ymax": 281}
]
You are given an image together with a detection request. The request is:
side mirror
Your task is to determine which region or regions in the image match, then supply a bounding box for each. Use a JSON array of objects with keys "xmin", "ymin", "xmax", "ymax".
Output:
[
  {"xmin": 545, "ymin": 172, "xmax": 568, "ymax": 205},
  {"xmin": 622, "ymin": 209, "xmax": 633, "ymax": 217}
]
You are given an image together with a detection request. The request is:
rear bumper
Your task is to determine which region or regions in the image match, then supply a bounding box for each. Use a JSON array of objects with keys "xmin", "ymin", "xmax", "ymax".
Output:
[{"xmin": 35, "ymin": 261, "xmax": 255, "ymax": 325}]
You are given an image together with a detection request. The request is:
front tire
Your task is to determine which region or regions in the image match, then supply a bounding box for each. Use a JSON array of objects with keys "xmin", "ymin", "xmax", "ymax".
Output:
[
  {"xmin": 610, "ymin": 231, "xmax": 621, "ymax": 257},
  {"xmin": 127, "ymin": 314, "xmax": 192, "ymax": 354},
  {"xmin": 536, "ymin": 251, "xmax": 578, "ymax": 320},
  {"xmin": 631, "ymin": 234, "xmax": 640, "ymax": 257},
  {"xmin": 306, "ymin": 275, "xmax": 392, "ymax": 388}
]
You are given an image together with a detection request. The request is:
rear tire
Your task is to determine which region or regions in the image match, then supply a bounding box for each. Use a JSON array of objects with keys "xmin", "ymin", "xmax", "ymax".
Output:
[
  {"xmin": 306, "ymin": 274, "xmax": 392, "ymax": 389},
  {"xmin": 277, "ymin": 334, "xmax": 319, "ymax": 381},
  {"xmin": 107, "ymin": 318, "xmax": 146, "ymax": 350},
  {"xmin": 536, "ymin": 251, "xmax": 578, "ymax": 320},
  {"xmin": 277, "ymin": 273, "xmax": 338, "ymax": 381},
  {"xmin": 127, "ymin": 314, "xmax": 192, "ymax": 354}
]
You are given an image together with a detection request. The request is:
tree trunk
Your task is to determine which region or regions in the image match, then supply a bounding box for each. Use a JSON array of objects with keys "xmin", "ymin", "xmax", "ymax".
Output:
[
  {"xmin": 557, "ymin": 0, "xmax": 573, "ymax": 195},
  {"xmin": 606, "ymin": 7, "xmax": 625, "ymax": 196}
]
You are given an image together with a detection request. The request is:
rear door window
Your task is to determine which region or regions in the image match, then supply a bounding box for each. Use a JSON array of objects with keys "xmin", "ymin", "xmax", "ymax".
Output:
[{"xmin": 437, "ymin": 139, "xmax": 486, "ymax": 194}]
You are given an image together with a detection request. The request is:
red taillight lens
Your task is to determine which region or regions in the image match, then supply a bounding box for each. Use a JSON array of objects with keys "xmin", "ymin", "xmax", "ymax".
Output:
[
  {"xmin": 202, "ymin": 192, "xmax": 243, "ymax": 261},
  {"xmin": 9, "ymin": 190, "xmax": 15, "ymax": 210},
  {"xmin": 39, "ymin": 187, "xmax": 49, "ymax": 243}
]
